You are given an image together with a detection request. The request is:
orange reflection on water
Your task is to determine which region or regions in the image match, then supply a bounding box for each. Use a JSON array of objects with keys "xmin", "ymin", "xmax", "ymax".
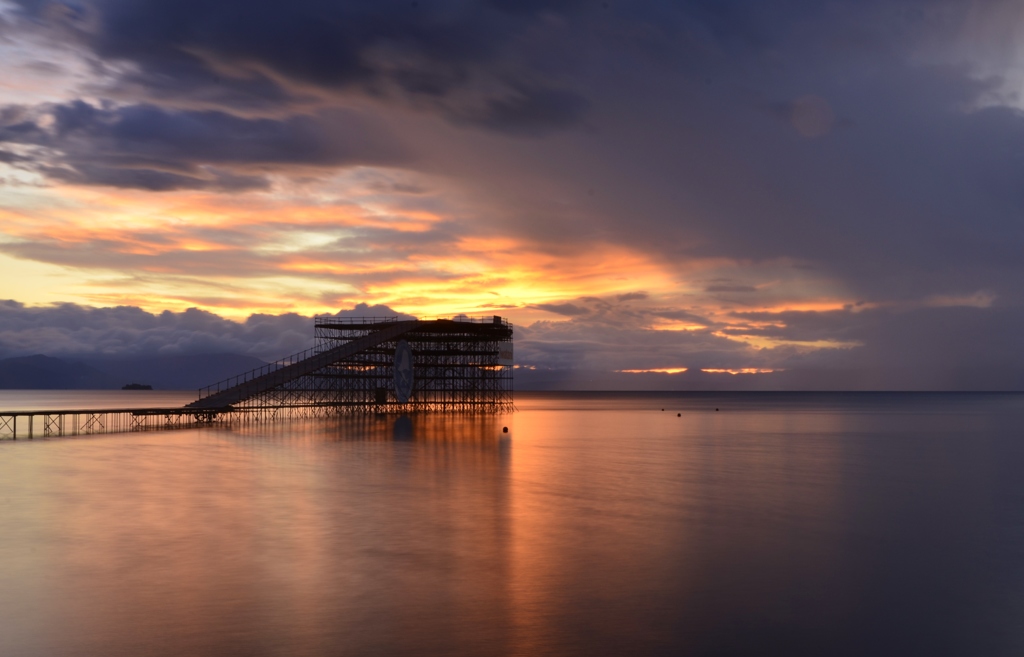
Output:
[
  {"xmin": 0, "ymin": 398, "xmax": 866, "ymax": 656},
  {"xmin": 505, "ymin": 399, "xmax": 849, "ymax": 652},
  {"xmin": 0, "ymin": 393, "xmax": 1015, "ymax": 655},
  {"xmin": 35, "ymin": 415, "xmax": 520, "ymax": 656}
]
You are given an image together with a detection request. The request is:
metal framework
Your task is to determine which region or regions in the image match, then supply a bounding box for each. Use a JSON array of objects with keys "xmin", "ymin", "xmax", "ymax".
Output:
[
  {"xmin": 0, "ymin": 408, "xmax": 215, "ymax": 439},
  {"xmin": 0, "ymin": 315, "xmax": 514, "ymax": 440},
  {"xmin": 219, "ymin": 316, "xmax": 514, "ymax": 419}
]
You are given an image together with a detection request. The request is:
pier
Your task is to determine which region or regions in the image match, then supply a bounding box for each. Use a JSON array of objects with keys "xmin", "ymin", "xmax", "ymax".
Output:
[
  {"xmin": 0, "ymin": 407, "xmax": 210, "ymax": 439},
  {"xmin": 0, "ymin": 315, "xmax": 514, "ymax": 440}
]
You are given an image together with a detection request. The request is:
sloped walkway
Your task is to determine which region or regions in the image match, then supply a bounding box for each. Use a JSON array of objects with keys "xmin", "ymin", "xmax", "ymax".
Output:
[{"xmin": 185, "ymin": 320, "xmax": 418, "ymax": 409}]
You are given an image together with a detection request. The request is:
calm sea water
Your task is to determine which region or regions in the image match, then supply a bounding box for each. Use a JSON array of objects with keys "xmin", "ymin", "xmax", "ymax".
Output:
[{"xmin": 1, "ymin": 391, "xmax": 1023, "ymax": 656}]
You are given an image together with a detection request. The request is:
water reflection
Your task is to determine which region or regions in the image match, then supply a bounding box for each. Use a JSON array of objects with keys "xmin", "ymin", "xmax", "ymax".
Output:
[{"xmin": 0, "ymin": 394, "xmax": 1022, "ymax": 656}]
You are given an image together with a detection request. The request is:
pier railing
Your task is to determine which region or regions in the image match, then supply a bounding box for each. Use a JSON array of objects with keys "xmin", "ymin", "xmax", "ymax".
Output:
[{"xmin": 195, "ymin": 345, "xmax": 320, "ymax": 401}]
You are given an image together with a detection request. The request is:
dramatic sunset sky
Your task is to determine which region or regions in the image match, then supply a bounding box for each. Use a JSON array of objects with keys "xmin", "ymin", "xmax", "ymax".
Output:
[{"xmin": 2, "ymin": 0, "xmax": 1024, "ymax": 388}]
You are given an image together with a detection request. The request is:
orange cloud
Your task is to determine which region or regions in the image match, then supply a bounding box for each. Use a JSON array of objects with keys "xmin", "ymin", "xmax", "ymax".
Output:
[{"xmin": 0, "ymin": 178, "xmax": 862, "ymax": 335}]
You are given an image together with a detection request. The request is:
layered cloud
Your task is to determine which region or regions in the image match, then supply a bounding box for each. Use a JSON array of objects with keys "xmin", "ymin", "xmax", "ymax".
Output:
[
  {"xmin": 1, "ymin": 0, "xmax": 1024, "ymax": 387},
  {"xmin": 0, "ymin": 101, "xmax": 407, "ymax": 190},
  {"xmin": 5, "ymin": 0, "xmax": 591, "ymax": 130},
  {"xmin": 0, "ymin": 299, "xmax": 413, "ymax": 360},
  {"xmin": 3, "ymin": 294, "xmax": 1019, "ymax": 390}
]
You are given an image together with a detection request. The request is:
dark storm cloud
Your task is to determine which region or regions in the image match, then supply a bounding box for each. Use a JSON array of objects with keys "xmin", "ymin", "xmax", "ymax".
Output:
[
  {"xmin": 394, "ymin": 0, "xmax": 1024, "ymax": 307},
  {"xmin": 0, "ymin": 100, "xmax": 406, "ymax": 189},
  {"xmin": 5, "ymin": 0, "xmax": 1024, "ymax": 387},
  {"xmin": 9, "ymin": 0, "xmax": 591, "ymax": 133}
]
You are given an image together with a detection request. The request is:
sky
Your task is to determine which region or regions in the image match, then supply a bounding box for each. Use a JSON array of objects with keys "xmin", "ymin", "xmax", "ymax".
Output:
[{"xmin": 2, "ymin": 0, "xmax": 1024, "ymax": 389}]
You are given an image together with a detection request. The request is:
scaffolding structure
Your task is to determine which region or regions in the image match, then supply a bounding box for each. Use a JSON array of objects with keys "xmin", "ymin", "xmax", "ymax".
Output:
[
  {"xmin": 315, "ymin": 316, "xmax": 513, "ymax": 413},
  {"xmin": 0, "ymin": 316, "xmax": 514, "ymax": 440},
  {"xmin": 191, "ymin": 315, "xmax": 514, "ymax": 421}
]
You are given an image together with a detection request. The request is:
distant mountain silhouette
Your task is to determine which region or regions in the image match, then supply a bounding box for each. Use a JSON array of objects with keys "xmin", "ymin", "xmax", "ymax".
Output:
[
  {"xmin": 84, "ymin": 353, "xmax": 268, "ymax": 390},
  {"xmin": 0, "ymin": 355, "xmax": 120, "ymax": 389},
  {"xmin": 0, "ymin": 353, "xmax": 268, "ymax": 390}
]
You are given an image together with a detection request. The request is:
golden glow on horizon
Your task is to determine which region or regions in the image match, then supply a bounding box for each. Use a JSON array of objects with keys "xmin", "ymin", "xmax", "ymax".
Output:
[
  {"xmin": 0, "ymin": 180, "xmax": 877, "ymax": 330},
  {"xmin": 358, "ymin": 241, "xmax": 675, "ymax": 319},
  {"xmin": 719, "ymin": 332, "xmax": 863, "ymax": 351},
  {"xmin": 740, "ymin": 301, "xmax": 853, "ymax": 314},
  {"xmin": 0, "ymin": 7, "xmax": 1014, "ymax": 390},
  {"xmin": 701, "ymin": 368, "xmax": 779, "ymax": 375},
  {"xmin": 1, "ymin": 177, "xmax": 973, "ymax": 365},
  {"xmin": 650, "ymin": 322, "xmax": 707, "ymax": 331}
]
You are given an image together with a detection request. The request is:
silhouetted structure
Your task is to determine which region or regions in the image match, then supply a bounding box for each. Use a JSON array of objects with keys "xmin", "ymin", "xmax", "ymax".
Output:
[
  {"xmin": 0, "ymin": 315, "xmax": 514, "ymax": 439},
  {"xmin": 188, "ymin": 316, "xmax": 515, "ymax": 419}
]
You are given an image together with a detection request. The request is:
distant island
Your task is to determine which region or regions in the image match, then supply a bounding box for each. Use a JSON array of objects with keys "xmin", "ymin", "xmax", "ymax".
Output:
[{"xmin": 121, "ymin": 383, "xmax": 153, "ymax": 390}]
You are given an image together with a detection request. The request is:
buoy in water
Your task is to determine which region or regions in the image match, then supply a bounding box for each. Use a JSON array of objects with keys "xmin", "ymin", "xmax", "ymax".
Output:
[
  {"xmin": 502, "ymin": 426, "xmax": 508, "ymax": 433},
  {"xmin": 677, "ymin": 413, "xmax": 681, "ymax": 417}
]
